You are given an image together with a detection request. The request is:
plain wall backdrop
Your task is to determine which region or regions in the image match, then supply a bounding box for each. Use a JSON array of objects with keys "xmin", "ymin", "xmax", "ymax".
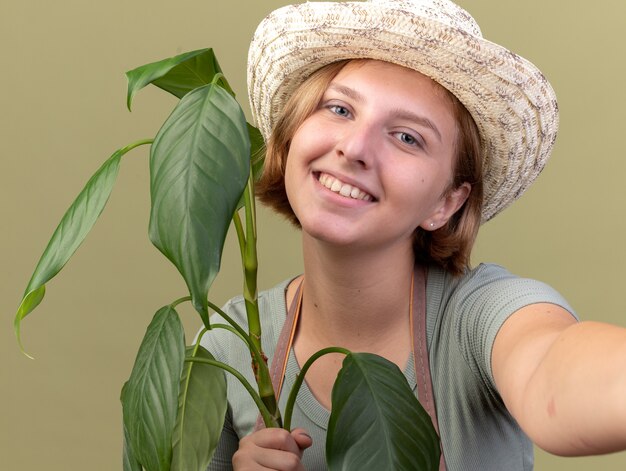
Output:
[{"xmin": 2, "ymin": 0, "xmax": 625, "ymax": 469}]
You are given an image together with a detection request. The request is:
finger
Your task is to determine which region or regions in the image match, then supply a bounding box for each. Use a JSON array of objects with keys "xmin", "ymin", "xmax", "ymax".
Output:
[
  {"xmin": 233, "ymin": 429, "xmax": 305, "ymax": 470},
  {"xmin": 233, "ymin": 445, "xmax": 303, "ymax": 471},
  {"xmin": 290, "ymin": 428, "xmax": 313, "ymax": 452},
  {"xmin": 246, "ymin": 428, "xmax": 302, "ymax": 455}
]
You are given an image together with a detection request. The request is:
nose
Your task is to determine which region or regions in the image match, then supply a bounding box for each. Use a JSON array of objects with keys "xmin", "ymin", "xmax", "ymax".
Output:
[{"xmin": 335, "ymin": 122, "xmax": 375, "ymax": 168}]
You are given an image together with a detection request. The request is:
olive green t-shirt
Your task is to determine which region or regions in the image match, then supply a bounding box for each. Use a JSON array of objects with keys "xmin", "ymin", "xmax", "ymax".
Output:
[{"xmin": 201, "ymin": 264, "xmax": 575, "ymax": 470}]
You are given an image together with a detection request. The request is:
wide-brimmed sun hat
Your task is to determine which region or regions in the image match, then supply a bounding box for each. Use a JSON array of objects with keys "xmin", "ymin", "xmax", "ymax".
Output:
[{"xmin": 247, "ymin": 0, "xmax": 559, "ymax": 222}]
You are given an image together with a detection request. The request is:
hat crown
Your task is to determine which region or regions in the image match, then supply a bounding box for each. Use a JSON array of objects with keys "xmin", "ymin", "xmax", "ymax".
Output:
[{"xmin": 368, "ymin": 0, "xmax": 482, "ymax": 37}]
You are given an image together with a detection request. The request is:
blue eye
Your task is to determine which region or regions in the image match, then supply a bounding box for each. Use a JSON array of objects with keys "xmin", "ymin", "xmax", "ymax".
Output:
[
  {"xmin": 330, "ymin": 105, "xmax": 351, "ymax": 118},
  {"xmin": 399, "ymin": 132, "xmax": 416, "ymax": 145},
  {"xmin": 394, "ymin": 131, "xmax": 423, "ymax": 148}
]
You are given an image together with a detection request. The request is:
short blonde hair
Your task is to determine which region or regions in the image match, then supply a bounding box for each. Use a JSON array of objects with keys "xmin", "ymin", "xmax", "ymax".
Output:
[{"xmin": 256, "ymin": 60, "xmax": 483, "ymax": 275}]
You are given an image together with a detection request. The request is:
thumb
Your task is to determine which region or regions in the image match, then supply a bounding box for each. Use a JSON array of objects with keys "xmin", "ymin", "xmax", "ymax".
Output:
[{"xmin": 290, "ymin": 428, "xmax": 313, "ymax": 453}]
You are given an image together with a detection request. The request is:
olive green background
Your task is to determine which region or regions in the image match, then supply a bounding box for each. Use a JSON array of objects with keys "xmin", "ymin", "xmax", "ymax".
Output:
[{"xmin": 2, "ymin": 0, "xmax": 625, "ymax": 469}]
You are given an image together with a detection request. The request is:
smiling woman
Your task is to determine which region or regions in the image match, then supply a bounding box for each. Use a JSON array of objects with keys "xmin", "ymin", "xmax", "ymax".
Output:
[
  {"xmin": 199, "ymin": 1, "xmax": 626, "ymax": 469},
  {"xmin": 260, "ymin": 59, "xmax": 483, "ymax": 274},
  {"xmin": 4, "ymin": 0, "xmax": 626, "ymax": 471}
]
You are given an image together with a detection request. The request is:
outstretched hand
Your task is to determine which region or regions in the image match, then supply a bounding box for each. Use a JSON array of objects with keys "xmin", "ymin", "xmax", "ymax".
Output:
[{"xmin": 232, "ymin": 427, "xmax": 313, "ymax": 470}]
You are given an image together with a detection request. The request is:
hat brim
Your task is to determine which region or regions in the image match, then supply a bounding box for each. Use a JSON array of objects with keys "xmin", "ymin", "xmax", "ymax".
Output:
[{"xmin": 248, "ymin": 1, "xmax": 559, "ymax": 222}]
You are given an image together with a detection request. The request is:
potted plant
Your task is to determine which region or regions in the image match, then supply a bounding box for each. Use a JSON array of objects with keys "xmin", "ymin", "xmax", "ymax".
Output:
[{"xmin": 14, "ymin": 48, "xmax": 440, "ymax": 471}]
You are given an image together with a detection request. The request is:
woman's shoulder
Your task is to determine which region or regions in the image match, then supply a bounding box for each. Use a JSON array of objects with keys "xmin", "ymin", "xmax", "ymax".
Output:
[
  {"xmin": 427, "ymin": 261, "xmax": 576, "ymax": 341},
  {"xmin": 429, "ymin": 262, "xmax": 571, "ymax": 306}
]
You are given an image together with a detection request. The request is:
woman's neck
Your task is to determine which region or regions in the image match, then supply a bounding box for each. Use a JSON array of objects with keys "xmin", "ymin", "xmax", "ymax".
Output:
[{"xmin": 295, "ymin": 233, "xmax": 416, "ymax": 351}]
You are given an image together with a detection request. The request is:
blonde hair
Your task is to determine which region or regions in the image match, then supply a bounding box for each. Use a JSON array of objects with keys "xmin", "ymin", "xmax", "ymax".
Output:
[{"xmin": 256, "ymin": 60, "xmax": 483, "ymax": 275}]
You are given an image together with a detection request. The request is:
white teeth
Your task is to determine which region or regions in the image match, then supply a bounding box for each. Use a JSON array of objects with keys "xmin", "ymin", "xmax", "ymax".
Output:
[
  {"xmin": 318, "ymin": 173, "xmax": 373, "ymax": 201},
  {"xmin": 339, "ymin": 185, "xmax": 352, "ymax": 197}
]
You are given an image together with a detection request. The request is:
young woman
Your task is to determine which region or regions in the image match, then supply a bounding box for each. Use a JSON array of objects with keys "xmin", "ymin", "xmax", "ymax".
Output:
[{"xmin": 200, "ymin": 1, "xmax": 626, "ymax": 469}]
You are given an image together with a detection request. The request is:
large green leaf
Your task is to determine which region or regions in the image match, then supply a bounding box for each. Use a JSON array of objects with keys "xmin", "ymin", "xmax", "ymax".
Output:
[
  {"xmin": 326, "ymin": 353, "xmax": 440, "ymax": 471},
  {"xmin": 148, "ymin": 82, "xmax": 250, "ymax": 326},
  {"xmin": 122, "ymin": 306, "xmax": 185, "ymax": 471},
  {"xmin": 14, "ymin": 147, "xmax": 127, "ymax": 355},
  {"xmin": 123, "ymin": 420, "xmax": 143, "ymax": 471},
  {"xmin": 126, "ymin": 48, "xmax": 233, "ymax": 110},
  {"xmin": 121, "ymin": 382, "xmax": 143, "ymax": 471},
  {"xmin": 171, "ymin": 346, "xmax": 227, "ymax": 471}
]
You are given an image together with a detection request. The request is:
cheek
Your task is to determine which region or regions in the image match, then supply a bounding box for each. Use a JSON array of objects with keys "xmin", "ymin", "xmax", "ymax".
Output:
[
  {"xmin": 290, "ymin": 116, "xmax": 333, "ymax": 158},
  {"xmin": 283, "ymin": 148, "xmax": 305, "ymax": 211},
  {"xmin": 284, "ymin": 151, "xmax": 296, "ymax": 199},
  {"xmin": 391, "ymin": 166, "xmax": 447, "ymax": 214}
]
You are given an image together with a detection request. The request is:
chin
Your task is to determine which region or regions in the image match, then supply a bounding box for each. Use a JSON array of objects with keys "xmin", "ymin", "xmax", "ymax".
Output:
[{"xmin": 300, "ymin": 219, "xmax": 362, "ymax": 248}]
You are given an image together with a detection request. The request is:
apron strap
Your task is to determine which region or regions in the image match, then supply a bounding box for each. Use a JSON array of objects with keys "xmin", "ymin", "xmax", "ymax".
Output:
[{"xmin": 411, "ymin": 265, "xmax": 447, "ymax": 470}]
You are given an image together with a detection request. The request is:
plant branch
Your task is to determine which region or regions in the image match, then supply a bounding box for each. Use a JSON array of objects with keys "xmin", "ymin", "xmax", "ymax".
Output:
[
  {"xmin": 239, "ymin": 171, "xmax": 280, "ymax": 425},
  {"xmin": 209, "ymin": 323, "xmax": 248, "ymax": 346},
  {"xmin": 176, "ymin": 298, "xmax": 266, "ymax": 378},
  {"xmin": 170, "ymin": 295, "xmax": 191, "ymax": 309},
  {"xmin": 205, "ymin": 300, "xmax": 279, "ymax": 427},
  {"xmin": 205, "ymin": 301, "xmax": 264, "ymax": 361},
  {"xmin": 121, "ymin": 138, "xmax": 154, "ymax": 153},
  {"xmin": 243, "ymin": 173, "xmax": 260, "ymax": 351},
  {"xmin": 184, "ymin": 357, "xmax": 274, "ymax": 427},
  {"xmin": 283, "ymin": 347, "xmax": 351, "ymax": 431}
]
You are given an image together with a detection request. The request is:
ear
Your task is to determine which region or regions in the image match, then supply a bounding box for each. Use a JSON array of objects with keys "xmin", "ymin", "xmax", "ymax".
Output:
[{"xmin": 420, "ymin": 182, "xmax": 471, "ymax": 231}]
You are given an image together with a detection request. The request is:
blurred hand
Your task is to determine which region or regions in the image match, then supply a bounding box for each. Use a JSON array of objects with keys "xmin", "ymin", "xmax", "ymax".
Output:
[{"xmin": 232, "ymin": 427, "xmax": 313, "ymax": 470}]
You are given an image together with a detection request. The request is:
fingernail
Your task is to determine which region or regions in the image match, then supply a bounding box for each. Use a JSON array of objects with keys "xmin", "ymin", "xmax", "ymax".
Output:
[{"xmin": 298, "ymin": 432, "xmax": 312, "ymax": 440}]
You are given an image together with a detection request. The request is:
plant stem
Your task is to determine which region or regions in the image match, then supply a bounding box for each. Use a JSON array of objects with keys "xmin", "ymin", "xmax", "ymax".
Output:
[
  {"xmin": 206, "ymin": 300, "xmax": 280, "ymax": 427},
  {"xmin": 121, "ymin": 138, "xmax": 154, "ymax": 153},
  {"xmin": 193, "ymin": 327, "xmax": 208, "ymax": 353},
  {"xmin": 283, "ymin": 347, "xmax": 351, "ymax": 431},
  {"xmin": 209, "ymin": 323, "xmax": 248, "ymax": 347},
  {"xmin": 170, "ymin": 295, "xmax": 191, "ymax": 309},
  {"xmin": 237, "ymin": 170, "xmax": 281, "ymax": 426},
  {"xmin": 195, "ymin": 318, "xmax": 282, "ymax": 427},
  {"xmin": 232, "ymin": 211, "xmax": 246, "ymax": 262},
  {"xmin": 176, "ymin": 297, "xmax": 266, "ymax": 375},
  {"xmin": 185, "ymin": 357, "xmax": 274, "ymax": 427},
  {"xmin": 206, "ymin": 301, "xmax": 265, "ymax": 367},
  {"xmin": 243, "ymin": 173, "xmax": 260, "ymax": 351},
  {"xmin": 170, "ymin": 290, "xmax": 279, "ymax": 426}
]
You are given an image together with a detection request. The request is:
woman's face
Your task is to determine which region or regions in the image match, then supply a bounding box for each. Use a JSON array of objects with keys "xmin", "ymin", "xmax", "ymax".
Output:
[{"xmin": 284, "ymin": 60, "xmax": 470, "ymax": 252}]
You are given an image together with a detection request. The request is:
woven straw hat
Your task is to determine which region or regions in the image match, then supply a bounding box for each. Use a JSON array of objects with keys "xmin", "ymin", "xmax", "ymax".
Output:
[{"xmin": 247, "ymin": 0, "xmax": 559, "ymax": 222}]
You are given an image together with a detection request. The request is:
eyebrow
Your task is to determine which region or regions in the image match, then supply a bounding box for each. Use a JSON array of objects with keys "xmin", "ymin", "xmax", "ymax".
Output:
[
  {"xmin": 327, "ymin": 83, "xmax": 365, "ymax": 103},
  {"xmin": 327, "ymin": 83, "xmax": 442, "ymax": 143}
]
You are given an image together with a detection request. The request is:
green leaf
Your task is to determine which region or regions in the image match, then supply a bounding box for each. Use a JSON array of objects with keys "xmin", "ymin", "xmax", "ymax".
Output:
[
  {"xmin": 171, "ymin": 346, "xmax": 227, "ymax": 471},
  {"xmin": 121, "ymin": 382, "xmax": 143, "ymax": 471},
  {"xmin": 123, "ymin": 421, "xmax": 143, "ymax": 471},
  {"xmin": 248, "ymin": 123, "xmax": 265, "ymax": 181},
  {"xmin": 126, "ymin": 48, "xmax": 233, "ymax": 110},
  {"xmin": 326, "ymin": 353, "xmax": 440, "ymax": 471},
  {"xmin": 14, "ymin": 147, "xmax": 125, "ymax": 356},
  {"xmin": 148, "ymin": 82, "xmax": 250, "ymax": 326},
  {"xmin": 236, "ymin": 124, "xmax": 265, "ymax": 211},
  {"xmin": 122, "ymin": 306, "xmax": 185, "ymax": 471}
]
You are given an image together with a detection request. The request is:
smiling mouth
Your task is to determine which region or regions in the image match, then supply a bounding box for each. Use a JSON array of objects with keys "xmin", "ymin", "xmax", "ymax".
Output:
[{"xmin": 317, "ymin": 172, "xmax": 375, "ymax": 202}]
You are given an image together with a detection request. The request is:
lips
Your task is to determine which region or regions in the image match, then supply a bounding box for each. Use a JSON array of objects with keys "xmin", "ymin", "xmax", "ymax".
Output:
[{"xmin": 317, "ymin": 172, "xmax": 375, "ymax": 201}]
